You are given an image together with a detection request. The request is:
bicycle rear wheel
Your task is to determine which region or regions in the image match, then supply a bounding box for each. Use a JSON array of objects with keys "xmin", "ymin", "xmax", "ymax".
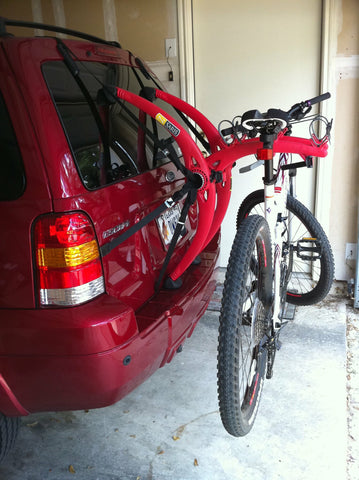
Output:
[
  {"xmin": 236, "ymin": 190, "xmax": 334, "ymax": 306},
  {"xmin": 217, "ymin": 215, "xmax": 272, "ymax": 436}
]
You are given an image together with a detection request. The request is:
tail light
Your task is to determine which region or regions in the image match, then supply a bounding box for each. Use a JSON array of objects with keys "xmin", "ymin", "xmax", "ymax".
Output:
[{"xmin": 33, "ymin": 212, "xmax": 105, "ymax": 306}]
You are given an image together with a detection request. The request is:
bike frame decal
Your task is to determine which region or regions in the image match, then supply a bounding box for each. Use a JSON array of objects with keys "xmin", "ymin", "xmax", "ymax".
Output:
[
  {"xmin": 261, "ymin": 239, "xmax": 267, "ymax": 268},
  {"xmin": 249, "ymin": 373, "xmax": 260, "ymax": 406},
  {"xmin": 248, "ymin": 372, "xmax": 264, "ymax": 425},
  {"xmin": 155, "ymin": 113, "xmax": 180, "ymax": 137}
]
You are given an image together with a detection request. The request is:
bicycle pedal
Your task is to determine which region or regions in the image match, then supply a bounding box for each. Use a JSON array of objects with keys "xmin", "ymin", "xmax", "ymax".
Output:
[
  {"xmin": 281, "ymin": 302, "xmax": 296, "ymax": 321},
  {"xmin": 276, "ymin": 340, "xmax": 282, "ymax": 350},
  {"xmin": 295, "ymin": 238, "xmax": 321, "ymax": 261}
]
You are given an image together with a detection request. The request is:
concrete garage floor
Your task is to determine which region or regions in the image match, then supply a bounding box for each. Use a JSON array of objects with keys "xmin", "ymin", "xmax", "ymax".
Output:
[{"xmin": 0, "ymin": 280, "xmax": 355, "ymax": 480}]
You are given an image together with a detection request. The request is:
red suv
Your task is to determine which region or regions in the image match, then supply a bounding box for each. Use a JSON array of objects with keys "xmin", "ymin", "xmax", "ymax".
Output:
[{"xmin": 0, "ymin": 19, "xmax": 219, "ymax": 460}]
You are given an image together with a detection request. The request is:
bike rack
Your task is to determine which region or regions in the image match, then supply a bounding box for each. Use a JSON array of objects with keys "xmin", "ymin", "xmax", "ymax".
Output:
[{"xmin": 95, "ymin": 86, "xmax": 331, "ymax": 287}]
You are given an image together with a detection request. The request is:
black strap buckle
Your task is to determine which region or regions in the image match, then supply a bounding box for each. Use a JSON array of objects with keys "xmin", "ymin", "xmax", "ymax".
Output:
[{"xmin": 210, "ymin": 170, "xmax": 223, "ymax": 183}]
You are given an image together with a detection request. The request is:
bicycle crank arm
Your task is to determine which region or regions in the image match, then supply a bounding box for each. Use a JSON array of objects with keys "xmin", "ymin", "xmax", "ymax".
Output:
[{"xmin": 260, "ymin": 333, "xmax": 282, "ymax": 380}]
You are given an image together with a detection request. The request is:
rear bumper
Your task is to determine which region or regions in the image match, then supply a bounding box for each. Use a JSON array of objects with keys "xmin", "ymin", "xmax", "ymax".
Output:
[{"xmin": 0, "ymin": 236, "xmax": 219, "ymax": 416}]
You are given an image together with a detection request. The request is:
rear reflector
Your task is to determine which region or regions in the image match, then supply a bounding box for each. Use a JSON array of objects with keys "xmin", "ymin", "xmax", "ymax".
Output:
[{"xmin": 33, "ymin": 212, "xmax": 105, "ymax": 306}]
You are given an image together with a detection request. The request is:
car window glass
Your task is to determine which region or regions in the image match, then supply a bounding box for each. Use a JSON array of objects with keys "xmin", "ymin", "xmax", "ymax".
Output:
[
  {"xmin": 0, "ymin": 91, "xmax": 26, "ymax": 201},
  {"xmin": 42, "ymin": 61, "xmax": 186, "ymax": 190}
]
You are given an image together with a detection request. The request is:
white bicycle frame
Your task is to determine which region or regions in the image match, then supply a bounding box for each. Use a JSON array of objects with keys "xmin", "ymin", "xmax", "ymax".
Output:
[{"xmin": 263, "ymin": 152, "xmax": 291, "ymax": 330}]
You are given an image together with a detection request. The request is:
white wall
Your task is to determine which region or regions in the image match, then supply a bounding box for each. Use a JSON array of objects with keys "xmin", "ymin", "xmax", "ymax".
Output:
[{"xmin": 191, "ymin": 0, "xmax": 322, "ymax": 266}]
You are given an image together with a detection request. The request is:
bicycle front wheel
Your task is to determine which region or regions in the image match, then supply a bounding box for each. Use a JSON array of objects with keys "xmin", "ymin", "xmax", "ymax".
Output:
[
  {"xmin": 217, "ymin": 215, "xmax": 272, "ymax": 436},
  {"xmin": 236, "ymin": 190, "xmax": 334, "ymax": 306}
]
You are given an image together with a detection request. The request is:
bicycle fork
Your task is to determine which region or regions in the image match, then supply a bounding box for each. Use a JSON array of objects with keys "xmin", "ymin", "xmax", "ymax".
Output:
[
  {"xmin": 264, "ymin": 183, "xmax": 283, "ymax": 330},
  {"xmin": 258, "ymin": 135, "xmax": 283, "ymax": 332}
]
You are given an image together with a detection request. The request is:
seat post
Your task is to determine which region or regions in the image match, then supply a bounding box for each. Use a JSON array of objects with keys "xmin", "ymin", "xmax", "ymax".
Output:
[{"xmin": 259, "ymin": 132, "xmax": 277, "ymax": 185}]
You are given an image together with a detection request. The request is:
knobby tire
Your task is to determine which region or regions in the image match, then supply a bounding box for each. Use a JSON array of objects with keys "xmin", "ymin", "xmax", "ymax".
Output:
[
  {"xmin": 236, "ymin": 190, "xmax": 334, "ymax": 306},
  {"xmin": 217, "ymin": 215, "xmax": 272, "ymax": 436}
]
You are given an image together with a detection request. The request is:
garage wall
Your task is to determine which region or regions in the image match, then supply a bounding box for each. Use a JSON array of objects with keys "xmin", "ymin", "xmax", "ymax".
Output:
[
  {"xmin": 0, "ymin": 0, "xmax": 176, "ymax": 58},
  {"xmin": 182, "ymin": 0, "xmax": 359, "ymax": 281},
  {"xmin": 191, "ymin": 0, "xmax": 322, "ymax": 268},
  {"xmin": 329, "ymin": 0, "xmax": 359, "ymax": 280},
  {"xmin": 0, "ymin": 0, "xmax": 180, "ymax": 94}
]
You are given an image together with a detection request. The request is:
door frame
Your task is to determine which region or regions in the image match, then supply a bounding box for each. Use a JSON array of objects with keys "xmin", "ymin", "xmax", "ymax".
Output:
[
  {"xmin": 177, "ymin": 0, "xmax": 195, "ymax": 105},
  {"xmin": 176, "ymin": 0, "xmax": 337, "ymax": 232}
]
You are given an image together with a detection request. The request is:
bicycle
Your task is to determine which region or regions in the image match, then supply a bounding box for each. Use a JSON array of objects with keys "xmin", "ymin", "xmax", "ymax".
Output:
[
  {"xmin": 216, "ymin": 94, "xmax": 334, "ymax": 436},
  {"xmin": 94, "ymin": 84, "xmax": 334, "ymax": 436}
]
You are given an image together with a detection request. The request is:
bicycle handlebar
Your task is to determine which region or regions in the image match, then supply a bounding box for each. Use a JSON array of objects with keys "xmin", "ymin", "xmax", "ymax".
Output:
[
  {"xmin": 287, "ymin": 92, "xmax": 331, "ymax": 121},
  {"xmin": 219, "ymin": 92, "xmax": 331, "ymax": 138},
  {"xmin": 304, "ymin": 92, "xmax": 331, "ymax": 107}
]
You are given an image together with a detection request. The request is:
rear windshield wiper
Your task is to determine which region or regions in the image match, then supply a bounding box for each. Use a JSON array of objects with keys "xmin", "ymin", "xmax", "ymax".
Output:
[{"xmin": 56, "ymin": 39, "xmax": 112, "ymax": 182}]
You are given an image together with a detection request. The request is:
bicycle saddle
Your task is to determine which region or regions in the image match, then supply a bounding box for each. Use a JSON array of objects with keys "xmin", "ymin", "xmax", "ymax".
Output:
[{"xmin": 242, "ymin": 108, "xmax": 289, "ymax": 131}]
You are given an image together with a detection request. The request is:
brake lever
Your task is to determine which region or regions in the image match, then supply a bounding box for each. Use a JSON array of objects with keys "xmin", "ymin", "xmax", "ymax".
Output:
[
  {"xmin": 296, "ymin": 105, "xmax": 312, "ymax": 121},
  {"xmin": 288, "ymin": 103, "xmax": 312, "ymax": 121},
  {"xmin": 326, "ymin": 119, "xmax": 333, "ymax": 136},
  {"xmin": 218, "ymin": 120, "xmax": 248, "ymax": 145}
]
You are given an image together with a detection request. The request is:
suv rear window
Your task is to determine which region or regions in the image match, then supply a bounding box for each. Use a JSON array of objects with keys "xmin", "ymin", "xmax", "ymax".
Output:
[
  {"xmin": 42, "ymin": 61, "xmax": 184, "ymax": 190},
  {"xmin": 0, "ymin": 91, "xmax": 26, "ymax": 200}
]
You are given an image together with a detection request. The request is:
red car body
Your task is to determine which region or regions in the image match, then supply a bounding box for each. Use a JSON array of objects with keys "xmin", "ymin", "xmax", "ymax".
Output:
[{"xmin": 0, "ymin": 34, "xmax": 219, "ymax": 417}]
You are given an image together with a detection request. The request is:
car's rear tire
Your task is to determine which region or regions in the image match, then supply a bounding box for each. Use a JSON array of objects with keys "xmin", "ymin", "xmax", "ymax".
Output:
[{"xmin": 0, "ymin": 413, "xmax": 20, "ymax": 463}]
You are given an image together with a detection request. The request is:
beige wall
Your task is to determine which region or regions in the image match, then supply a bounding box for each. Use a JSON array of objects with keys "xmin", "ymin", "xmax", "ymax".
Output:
[
  {"xmin": 329, "ymin": 0, "xmax": 359, "ymax": 280},
  {"xmin": 63, "ymin": 0, "xmax": 106, "ymax": 40},
  {"xmin": 337, "ymin": 0, "xmax": 358, "ymax": 55},
  {"xmin": 0, "ymin": 0, "xmax": 34, "ymax": 36},
  {"xmin": 114, "ymin": 0, "xmax": 177, "ymax": 61},
  {"xmin": 191, "ymin": 0, "xmax": 323, "ymax": 267},
  {"xmin": 0, "ymin": 1, "xmax": 180, "ymax": 93},
  {"xmin": 0, "ymin": 0, "xmax": 177, "ymax": 61}
]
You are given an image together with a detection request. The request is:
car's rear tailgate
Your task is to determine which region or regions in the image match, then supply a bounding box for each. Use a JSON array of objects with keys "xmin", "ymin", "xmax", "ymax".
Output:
[{"xmin": 52, "ymin": 163, "xmax": 199, "ymax": 311}]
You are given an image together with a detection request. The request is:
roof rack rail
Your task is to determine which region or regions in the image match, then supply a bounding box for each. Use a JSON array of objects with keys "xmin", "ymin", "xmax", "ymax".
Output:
[{"xmin": 0, "ymin": 17, "xmax": 121, "ymax": 48}]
